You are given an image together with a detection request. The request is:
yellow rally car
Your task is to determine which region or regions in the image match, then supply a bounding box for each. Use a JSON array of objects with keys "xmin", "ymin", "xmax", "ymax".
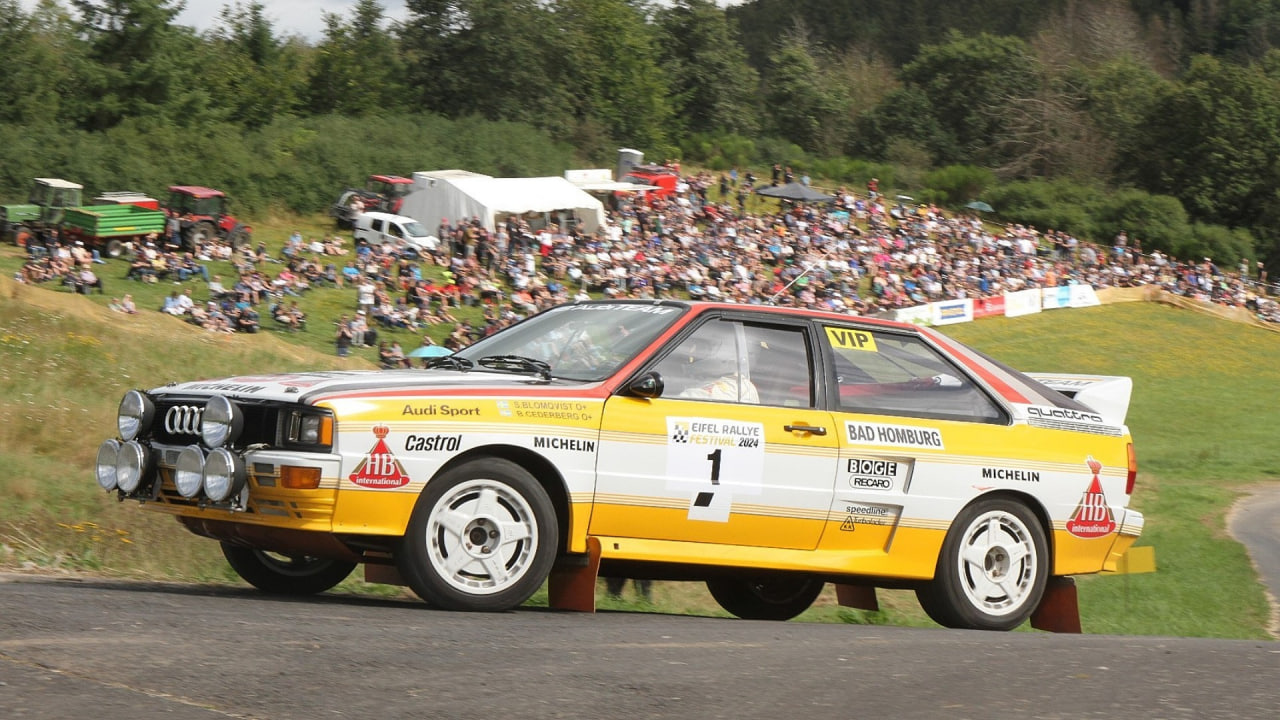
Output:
[{"xmin": 94, "ymin": 300, "xmax": 1142, "ymax": 631}]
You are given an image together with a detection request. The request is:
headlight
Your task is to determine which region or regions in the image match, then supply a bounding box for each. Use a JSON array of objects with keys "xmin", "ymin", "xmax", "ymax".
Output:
[
  {"xmin": 203, "ymin": 447, "xmax": 246, "ymax": 503},
  {"xmin": 115, "ymin": 441, "xmax": 151, "ymax": 494},
  {"xmin": 117, "ymin": 391, "xmax": 154, "ymax": 441},
  {"xmin": 286, "ymin": 410, "xmax": 333, "ymax": 447},
  {"xmin": 95, "ymin": 439, "xmax": 121, "ymax": 491},
  {"xmin": 201, "ymin": 396, "xmax": 243, "ymax": 448},
  {"xmin": 174, "ymin": 445, "xmax": 205, "ymax": 498}
]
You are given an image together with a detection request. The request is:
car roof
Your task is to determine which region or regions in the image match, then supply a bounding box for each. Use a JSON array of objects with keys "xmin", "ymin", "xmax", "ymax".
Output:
[
  {"xmin": 359, "ymin": 211, "xmax": 419, "ymax": 223},
  {"xmin": 582, "ymin": 299, "xmax": 915, "ymax": 332}
]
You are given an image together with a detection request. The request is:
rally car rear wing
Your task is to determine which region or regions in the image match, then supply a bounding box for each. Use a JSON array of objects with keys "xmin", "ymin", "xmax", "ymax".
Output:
[{"xmin": 1025, "ymin": 373, "xmax": 1133, "ymax": 426}]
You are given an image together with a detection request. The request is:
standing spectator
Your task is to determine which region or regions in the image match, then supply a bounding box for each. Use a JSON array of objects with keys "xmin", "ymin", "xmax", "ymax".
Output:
[{"xmin": 335, "ymin": 314, "xmax": 354, "ymax": 357}]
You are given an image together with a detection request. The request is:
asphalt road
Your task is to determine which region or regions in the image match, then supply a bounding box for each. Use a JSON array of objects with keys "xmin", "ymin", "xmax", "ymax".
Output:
[
  {"xmin": 1, "ymin": 574, "xmax": 1277, "ymax": 720},
  {"xmin": 1229, "ymin": 483, "xmax": 1280, "ymax": 636}
]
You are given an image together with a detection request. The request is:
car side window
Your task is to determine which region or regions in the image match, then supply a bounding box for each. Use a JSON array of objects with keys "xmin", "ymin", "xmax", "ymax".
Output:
[
  {"xmin": 654, "ymin": 319, "xmax": 813, "ymax": 407},
  {"xmin": 824, "ymin": 325, "xmax": 1004, "ymax": 423},
  {"xmin": 389, "ymin": 223, "xmax": 404, "ymax": 239}
]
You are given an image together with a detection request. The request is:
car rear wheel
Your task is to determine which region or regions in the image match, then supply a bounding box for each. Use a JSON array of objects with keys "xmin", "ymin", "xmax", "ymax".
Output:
[
  {"xmin": 397, "ymin": 458, "xmax": 557, "ymax": 611},
  {"xmin": 916, "ymin": 497, "xmax": 1048, "ymax": 631},
  {"xmin": 220, "ymin": 542, "xmax": 355, "ymax": 595},
  {"xmin": 706, "ymin": 575, "xmax": 824, "ymax": 621}
]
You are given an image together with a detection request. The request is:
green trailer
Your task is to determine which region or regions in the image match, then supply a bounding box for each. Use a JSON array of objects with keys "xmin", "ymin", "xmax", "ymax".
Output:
[{"xmin": 62, "ymin": 203, "xmax": 167, "ymax": 258}]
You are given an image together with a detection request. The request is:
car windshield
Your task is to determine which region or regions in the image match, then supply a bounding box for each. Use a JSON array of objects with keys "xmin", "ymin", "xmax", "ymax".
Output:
[
  {"xmin": 453, "ymin": 302, "xmax": 687, "ymax": 381},
  {"xmin": 403, "ymin": 220, "xmax": 428, "ymax": 237}
]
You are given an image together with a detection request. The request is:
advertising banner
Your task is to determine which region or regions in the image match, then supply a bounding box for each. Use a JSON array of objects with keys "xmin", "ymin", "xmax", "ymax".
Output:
[
  {"xmin": 931, "ymin": 298, "xmax": 974, "ymax": 326},
  {"xmin": 1004, "ymin": 289, "xmax": 1042, "ymax": 318}
]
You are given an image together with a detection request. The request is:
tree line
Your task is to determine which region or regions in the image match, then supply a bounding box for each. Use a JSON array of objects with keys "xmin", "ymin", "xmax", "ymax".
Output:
[{"xmin": 4, "ymin": 0, "xmax": 1280, "ymax": 273}]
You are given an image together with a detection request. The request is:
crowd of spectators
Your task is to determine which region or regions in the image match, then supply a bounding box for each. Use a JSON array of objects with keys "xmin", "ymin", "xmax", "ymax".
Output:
[{"xmin": 14, "ymin": 167, "xmax": 1280, "ymax": 352}]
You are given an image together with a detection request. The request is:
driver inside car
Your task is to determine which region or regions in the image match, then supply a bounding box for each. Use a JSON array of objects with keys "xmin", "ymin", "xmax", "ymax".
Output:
[{"xmin": 660, "ymin": 321, "xmax": 760, "ymax": 404}]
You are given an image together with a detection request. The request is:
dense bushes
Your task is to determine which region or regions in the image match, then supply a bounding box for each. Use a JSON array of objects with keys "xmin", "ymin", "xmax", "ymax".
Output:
[{"xmin": 0, "ymin": 114, "xmax": 578, "ymax": 216}]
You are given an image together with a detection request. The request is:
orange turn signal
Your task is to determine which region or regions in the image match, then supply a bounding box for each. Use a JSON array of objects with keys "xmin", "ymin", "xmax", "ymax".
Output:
[{"xmin": 280, "ymin": 466, "xmax": 322, "ymax": 490}]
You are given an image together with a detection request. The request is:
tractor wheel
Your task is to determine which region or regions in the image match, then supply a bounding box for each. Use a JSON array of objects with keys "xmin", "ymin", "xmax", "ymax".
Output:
[
  {"xmin": 185, "ymin": 221, "xmax": 217, "ymax": 247},
  {"xmin": 226, "ymin": 227, "xmax": 251, "ymax": 250}
]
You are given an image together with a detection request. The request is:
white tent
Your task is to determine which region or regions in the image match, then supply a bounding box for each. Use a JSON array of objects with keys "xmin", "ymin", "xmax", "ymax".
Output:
[{"xmin": 402, "ymin": 171, "xmax": 606, "ymax": 235}]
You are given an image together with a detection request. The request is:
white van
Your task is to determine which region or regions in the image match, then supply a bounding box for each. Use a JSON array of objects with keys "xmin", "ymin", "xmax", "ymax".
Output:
[{"xmin": 353, "ymin": 211, "xmax": 438, "ymax": 257}]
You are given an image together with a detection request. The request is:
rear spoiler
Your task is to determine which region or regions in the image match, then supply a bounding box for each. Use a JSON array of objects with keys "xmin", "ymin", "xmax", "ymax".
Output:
[{"xmin": 1025, "ymin": 373, "xmax": 1133, "ymax": 426}]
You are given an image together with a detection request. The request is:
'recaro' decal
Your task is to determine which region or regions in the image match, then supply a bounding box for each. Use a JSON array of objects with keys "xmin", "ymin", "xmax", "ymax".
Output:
[
  {"xmin": 1066, "ymin": 456, "xmax": 1117, "ymax": 539},
  {"xmin": 348, "ymin": 425, "xmax": 411, "ymax": 489}
]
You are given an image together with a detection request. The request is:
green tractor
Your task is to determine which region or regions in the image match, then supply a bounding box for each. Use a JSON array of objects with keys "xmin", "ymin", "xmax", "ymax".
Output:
[{"xmin": 1, "ymin": 178, "xmax": 84, "ymax": 247}]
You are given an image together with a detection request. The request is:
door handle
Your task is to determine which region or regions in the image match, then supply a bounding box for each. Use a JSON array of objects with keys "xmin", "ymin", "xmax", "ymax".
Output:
[{"xmin": 784, "ymin": 424, "xmax": 827, "ymax": 436}]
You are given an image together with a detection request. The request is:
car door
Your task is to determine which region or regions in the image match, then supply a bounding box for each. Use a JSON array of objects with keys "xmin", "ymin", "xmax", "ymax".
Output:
[
  {"xmin": 591, "ymin": 315, "xmax": 840, "ymax": 551},
  {"xmin": 819, "ymin": 322, "xmax": 1011, "ymax": 558}
]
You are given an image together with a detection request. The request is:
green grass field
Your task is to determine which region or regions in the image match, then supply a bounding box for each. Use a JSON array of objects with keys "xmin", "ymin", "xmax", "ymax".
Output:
[{"xmin": 1, "ymin": 232, "xmax": 1276, "ymax": 638}]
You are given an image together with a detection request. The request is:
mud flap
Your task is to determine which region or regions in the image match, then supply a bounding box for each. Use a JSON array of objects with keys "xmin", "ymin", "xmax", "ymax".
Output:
[
  {"xmin": 1030, "ymin": 576, "xmax": 1082, "ymax": 633},
  {"xmin": 834, "ymin": 583, "xmax": 880, "ymax": 611},
  {"xmin": 547, "ymin": 536, "xmax": 601, "ymax": 612}
]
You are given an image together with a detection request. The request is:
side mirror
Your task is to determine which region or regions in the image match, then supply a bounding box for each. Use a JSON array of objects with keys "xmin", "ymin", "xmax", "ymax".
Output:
[{"xmin": 625, "ymin": 372, "xmax": 665, "ymax": 399}]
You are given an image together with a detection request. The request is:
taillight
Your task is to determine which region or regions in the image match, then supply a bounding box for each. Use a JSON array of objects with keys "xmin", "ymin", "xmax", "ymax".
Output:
[{"xmin": 1126, "ymin": 443, "xmax": 1137, "ymax": 495}]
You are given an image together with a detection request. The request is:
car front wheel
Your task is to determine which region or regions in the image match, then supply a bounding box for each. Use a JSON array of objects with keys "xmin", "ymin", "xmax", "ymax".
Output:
[
  {"xmin": 220, "ymin": 542, "xmax": 355, "ymax": 595},
  {"xmin": 398, "ymin": 458, "xmax": 557, "ymax": 611},
  {"xmin": 706, "ymin": 575, "xmax": 824, "ymax": 621},
  {"xmin": 916, "ymin": 497, "xmax": 1049, "ymax": 631}
]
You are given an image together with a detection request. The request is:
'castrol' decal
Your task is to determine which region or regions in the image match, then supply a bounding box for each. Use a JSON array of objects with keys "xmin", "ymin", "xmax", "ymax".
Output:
[
  {"xmin": 1065, "ymin": 456, "xmax": 1116, "ymax": 539},
  {"xmin": 348, "ymin": 425, "xmax": 411, "ymax": 489}
]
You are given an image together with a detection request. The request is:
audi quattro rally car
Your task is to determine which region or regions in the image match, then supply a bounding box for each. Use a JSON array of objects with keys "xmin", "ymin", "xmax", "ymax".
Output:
[{"xmin": 94, "ymin": 300, "xmax": 1143, "ymax": 631}]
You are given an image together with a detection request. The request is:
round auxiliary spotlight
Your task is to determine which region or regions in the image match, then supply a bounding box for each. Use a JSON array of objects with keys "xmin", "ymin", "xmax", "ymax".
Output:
[
  {"xmin": 115, "ymin": 440, "xmax": 151, "ymax": 494},
  {"xmin": 95, "ymin": 439, "xmax": 121, "ymax": 491},
  {"xmin": 117, "ymin": 390, "xmax": 154, "ymax": 441},
  {"xmin": 203, "ymin": 447, "xmax": 246, "ymax": 503},
  {"xmin": 201, "ymin": 396, "xmax": 243, "ymax": 449},
  {"xmin": 174, "ymin": 445, "xmax": 206, "ymax": 499}
]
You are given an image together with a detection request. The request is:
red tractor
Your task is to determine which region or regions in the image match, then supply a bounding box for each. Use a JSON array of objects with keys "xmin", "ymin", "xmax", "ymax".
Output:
[
  {"xmin": 165, "ymin": 186, "xmax": 252, "ymax": 249},
  {"xmin": 331, "ymin": 174, "xmax": 414, "ymax": 228}
]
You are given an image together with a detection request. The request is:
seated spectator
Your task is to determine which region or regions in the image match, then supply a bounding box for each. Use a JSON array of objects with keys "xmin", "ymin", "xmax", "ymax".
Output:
[
  {"xmin": 236, "ymin": 306, "xmax": 261, "ymax": 333},
  {"xmin": 162, "ymin": 289, "xmax": 194, "ymax": 316},
  {"xmin": 377, "ymin": 341, "xmax": 398, "ymax": 369},
  {"xmin": 74, "ymin": 267, "xmax": 104, "ymax": 294}
]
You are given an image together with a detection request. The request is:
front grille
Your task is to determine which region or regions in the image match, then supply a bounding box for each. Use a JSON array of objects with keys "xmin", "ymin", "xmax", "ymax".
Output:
[{"xmin": 149, "ymin": 396, "xmax": 285, "ymax": 447}]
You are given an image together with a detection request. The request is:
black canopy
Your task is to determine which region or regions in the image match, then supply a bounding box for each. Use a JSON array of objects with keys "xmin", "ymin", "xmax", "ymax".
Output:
[{"xmin": 756, "ymin": 182, "xmax": 835, "ymax": 203}]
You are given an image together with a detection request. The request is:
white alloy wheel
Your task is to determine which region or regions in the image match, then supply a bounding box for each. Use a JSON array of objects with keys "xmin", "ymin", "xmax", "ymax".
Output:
[
  {"xmin": 955, "ymin": 509, "xmax": 1039, "ymax": 617},
  {"xmin": 398, "ymin": 458, "xmax": 557, "ymax": 611},
  {"xmin": 426, "ymin": 478, "xmax": 540, "ymax": 594},
  {"xmin": 917, "ymin": 497, "xmax": 1048, "ymax": 631}
]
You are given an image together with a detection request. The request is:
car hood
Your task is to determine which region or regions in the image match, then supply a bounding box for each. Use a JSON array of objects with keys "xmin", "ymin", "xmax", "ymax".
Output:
[{"xmin": 152, "ymin": 369, "xmax": 594, "ymax": 405}]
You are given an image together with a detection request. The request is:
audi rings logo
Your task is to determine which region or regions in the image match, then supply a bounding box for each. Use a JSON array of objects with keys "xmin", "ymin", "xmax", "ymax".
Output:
[{"xmin": 164, "ymin": 405, "xmax": 204, "ymax": 435}]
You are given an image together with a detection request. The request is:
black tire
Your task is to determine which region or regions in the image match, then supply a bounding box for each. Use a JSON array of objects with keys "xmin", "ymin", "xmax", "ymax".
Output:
[
  {"xmin": 105, "ymin": 239, "xmax": 125, "ymax": 258},
  {"xmin": 915, "ymin": 496, "xmax": 1049, "ymax": 631},
  {"xmin": 185, "ymin": 220, "xmax": 217, "ymax": 247},
  {"xmin": 706, "ymin": 575, "xmax": 824, "ymax": 621},
  {"xmin": 12, "ymin": 224, "xmax": 32, "ymax": 247},
  {"xmin": 226, "ymin": 226, "xmax": 251, "ymax": 249},
  {"xmin": 220, "ymin": 542, "xmax": 355, "ymax": 595},
  {"xmin": 397, "ymin": 458, "xmax": 557, "ymax": 611}
]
